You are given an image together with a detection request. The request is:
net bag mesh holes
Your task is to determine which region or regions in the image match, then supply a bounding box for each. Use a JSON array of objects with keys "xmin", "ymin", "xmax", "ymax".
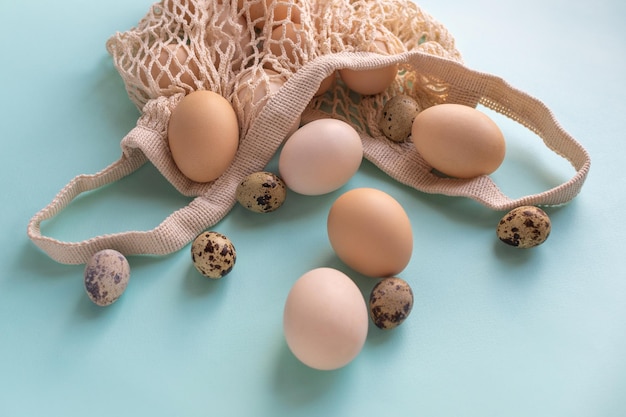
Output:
[{"xmin": 27, "ymin": 0, "xmax": 590, "ymax": 264}]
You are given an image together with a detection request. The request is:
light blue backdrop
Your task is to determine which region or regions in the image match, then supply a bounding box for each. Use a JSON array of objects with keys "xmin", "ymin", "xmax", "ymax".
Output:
[{"xmin": 1, "ymin": 1, "xmax": 624, "ymax": 416}]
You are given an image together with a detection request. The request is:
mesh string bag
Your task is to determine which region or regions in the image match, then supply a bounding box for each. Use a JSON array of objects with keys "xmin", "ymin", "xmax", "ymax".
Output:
[{"xmin": 27, "ymin": 0, "xmax": 590, "ymax": 264}]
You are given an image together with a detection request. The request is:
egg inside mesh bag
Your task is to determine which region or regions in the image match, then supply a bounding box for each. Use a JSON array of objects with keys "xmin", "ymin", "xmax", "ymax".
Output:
[
  {"xmin": 28, "ymin": 0, "xmax": 588, "ymax": 265},
  {"xmin": 106, "ymin": 0, "xmax": 462, "ymax": 139}
]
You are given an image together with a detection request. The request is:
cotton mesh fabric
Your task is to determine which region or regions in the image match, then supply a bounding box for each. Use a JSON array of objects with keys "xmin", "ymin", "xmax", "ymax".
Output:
[{"xmin": 27, "ymin": 0, "xmax": 590, "ymax": 264}]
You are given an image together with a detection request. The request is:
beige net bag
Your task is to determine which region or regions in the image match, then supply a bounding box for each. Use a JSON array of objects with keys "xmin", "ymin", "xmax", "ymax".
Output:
[{"xmin": 27, "ymin": 0, "xmax": 590, "ymax": 264}]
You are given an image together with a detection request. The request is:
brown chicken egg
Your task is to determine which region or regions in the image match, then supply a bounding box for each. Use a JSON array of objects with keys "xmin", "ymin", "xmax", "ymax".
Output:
[
  {"xmin": 339, "ymin": 31, "xmax": 399, "ymax": 96},
  {"xmin": 327, "ymin": 188, "xmax": 413, "ymax": 278},
  {"xmin": 411, "ymin": 104, "xmax": 506, "ymax": 179},
  {"xmin": 167, "ymin": 91, "xmax": 239, "ymax": 183}
]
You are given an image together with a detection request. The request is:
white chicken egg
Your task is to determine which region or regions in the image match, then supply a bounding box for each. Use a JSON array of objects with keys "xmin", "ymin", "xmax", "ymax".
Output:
[
  {"xmin": 278, "ymin": 118, "xmax": 363, "ymax": 195},
  {"xmin": 283, "ymin": 267, "xmax": 369, "ymax": 370}
]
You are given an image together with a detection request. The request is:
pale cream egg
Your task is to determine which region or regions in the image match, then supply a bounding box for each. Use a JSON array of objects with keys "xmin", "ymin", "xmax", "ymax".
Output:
[
  {"xmin": 278, "ymin": 119, "xmax": 363, "ymax": 195},
  {"xmin": 283, "ymin": 267, "xmax": 369, "ymax": 370}
]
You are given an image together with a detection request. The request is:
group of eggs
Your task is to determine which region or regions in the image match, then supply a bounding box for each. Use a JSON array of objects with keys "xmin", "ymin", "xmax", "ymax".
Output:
[
  {"xmin": 151, "ymin": 0, "xmax": 400, "ymax": 96},
  {"xmin": 162, "ymin": 0, "xmax": 508, "ymax": 185},
  {"xmin": 193, "ymin": 186, "xmax": 418, "ymax": 371},
  {"xmin": 80, "ymin": 0, "xmax": 554, "ymax": 371},
  {"xmin": 157, "ymin": 0, "xmax": 409, "ymax": 187},
  {"xmin": 166, "ymin": 47, "xmax": 400, "ymax": 187},
  {"xmin": 82, "ymin": 100, "xmax": 552, "ymax": 369}
]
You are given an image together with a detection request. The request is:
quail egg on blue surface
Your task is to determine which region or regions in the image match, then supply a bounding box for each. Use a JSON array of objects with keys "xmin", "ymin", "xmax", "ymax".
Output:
[
  {"xmin": 84, "ymin": 249, "xmax": 130, "ymax": 306},
  {"xmin": 191, "ymin": 231, "xmax": 237, "ymax": 279},
  {"xmin": 496, "ymin": 206, "xmax": 551, "ymax": 248}
]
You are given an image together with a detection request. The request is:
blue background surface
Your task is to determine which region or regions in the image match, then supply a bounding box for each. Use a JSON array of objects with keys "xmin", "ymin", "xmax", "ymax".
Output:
[{"xmin": 2, "ymin": 1, "xmax": 625, "ymax": 416}]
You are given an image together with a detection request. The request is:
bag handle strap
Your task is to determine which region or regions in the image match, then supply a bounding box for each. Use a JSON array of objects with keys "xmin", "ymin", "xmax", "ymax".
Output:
[
  {"xmin": 27, "ymin": 141, "xmax": 148, "ymax": 264},
  {"xmin": 25, "ymin": 125, "xmax": 243, "ymax": 265},
  {"xmin": 26, "ymin": 86, "xmax": 303, "ymax": 265},
  {"xmin": 400, "ymin": 50, "xmax": 590, "ymax": 209},
  {"xmin": 27, "ymin": 51, "xmax": 591, "ymax": 265},
  {"xmin": 305, "ymin": 51, "xmax": 591, "ymax": 209}
]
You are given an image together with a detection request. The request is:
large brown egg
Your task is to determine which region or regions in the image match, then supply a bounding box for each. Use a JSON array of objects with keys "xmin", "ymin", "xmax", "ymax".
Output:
[
  {"xmin": 411, "ymin": 104, "xmax": 506, "ymax": 178},
  {"xmin": 327, "ymin": 188, "xmax": 413, "ymax": 278},
  {"xmin": 167, "ymin": 91, "xmax": 239, "ymax": 183}
]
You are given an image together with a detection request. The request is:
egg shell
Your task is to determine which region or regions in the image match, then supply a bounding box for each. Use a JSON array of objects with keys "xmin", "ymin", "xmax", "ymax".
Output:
[
  {"xmin": 327, "ymin": 188, "xmax": 413, "ymax": 278},
  {"xmin": 496, "ymin": 206, "xmax": 551, "ymax": 248},
  {"xmin": 379, "ymin": 94, "xmax": 419, "ymax": 142},
  {"xmin": 369, "ymin": 277, "xmax": 414, "ymax": 329},
  {"xmin": 339, "ymin": 34, "xmax": 398, "ymax": 96},
  {"xmin": 268, "ymin": 22, "xmax": 304, "ymax": 65},
  {"xmin": 191, "ymin": 232, "xmax": 237, "ymax": 278},
  {"xmin": 167, "ymin": 91, "xmax": 240, "ymax": 183},
  {"xmin": 411, "ymin": 103, "xmax": 506, "ymax": 179},
  {"xmin": 84, "ymin": 249, "xmax": 130, "ymax": 307},
  {"xmin": 236, "ymin": 171, "xmax": 287, "ymax": 213},
  {"xmin": 283, "ymin": 267, "xmax": 369, "ymax": 370},
  {"xmin": 278, "ymin": 119, "xmax": 363, "ymax": 195},
  {"xmin": 314, "ymin": 72, "xmax": 335, "ymax": 97},
  {"xmin": 235, "ymin": 67, "xmax": 301, "ymax": 135},
  {"xmin": 238, "ymin": 0, "xmax": 302, "ymax": 29},
  {"xmin": 142, "ymin": 42, "xmax": 199, "ymax": 90},
  {"xmin": 340, "ymin": 65, "xmax": 398, "ymax": 96},
  {"xmin": 211, "ymin": 4, "xmax": 254, "ymax": 71}
]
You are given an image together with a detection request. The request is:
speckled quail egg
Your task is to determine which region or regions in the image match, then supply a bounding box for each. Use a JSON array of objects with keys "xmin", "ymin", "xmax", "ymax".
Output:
[
  {"xmin": 191, "ymin": 231, "xmax": 237, "ymax": 279},
  {"xmin": 84, "ymin": 249, "xmax": 130, "ymax": 306},
  {"xmin": 236, "ymin": 171, "xmax": 287, "ymax": 213},
  {"xmin": 496, "ymin": 206, "xmax": 551, "ymax": 248},
  {"xmin": 379, "ymin": 95, "xmax": 419, "ymax": 142},
  {"xmin": 369, "ymin": 277, "xmax": 414, "ymax": 329}
]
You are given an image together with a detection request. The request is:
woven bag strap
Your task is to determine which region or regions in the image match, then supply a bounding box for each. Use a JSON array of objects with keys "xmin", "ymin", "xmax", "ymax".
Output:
[
  {"xmin": 309, "ymin": 51, "xmax": 591, "ymax": 209},
  {"xmin": 27, "ymin": 139, "xmax": 148, "ymax": 264},
  {"xmin": 25, "ymin": 86, "xmax": 302, "ymax": 265},
  {"xmin": 402, "ymin": 50, "xmax": 590, "ymax": 209},
  {"xmin": 27, "ymin": 51, "xmax": 590, "ymax": 265},
  {"xmin": 25, "ymin": 129, "xmax": 234, "ymax": 265}
]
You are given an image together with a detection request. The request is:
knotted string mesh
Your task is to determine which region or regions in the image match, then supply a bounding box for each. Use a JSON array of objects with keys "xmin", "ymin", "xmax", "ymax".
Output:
[
  {"xmin": 106, "ymin": 0, "xmax": 461, "ymax": 136},
  {"xmin": 27, "ymin": 0, "xmax": 590, "ymax": 264}
]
